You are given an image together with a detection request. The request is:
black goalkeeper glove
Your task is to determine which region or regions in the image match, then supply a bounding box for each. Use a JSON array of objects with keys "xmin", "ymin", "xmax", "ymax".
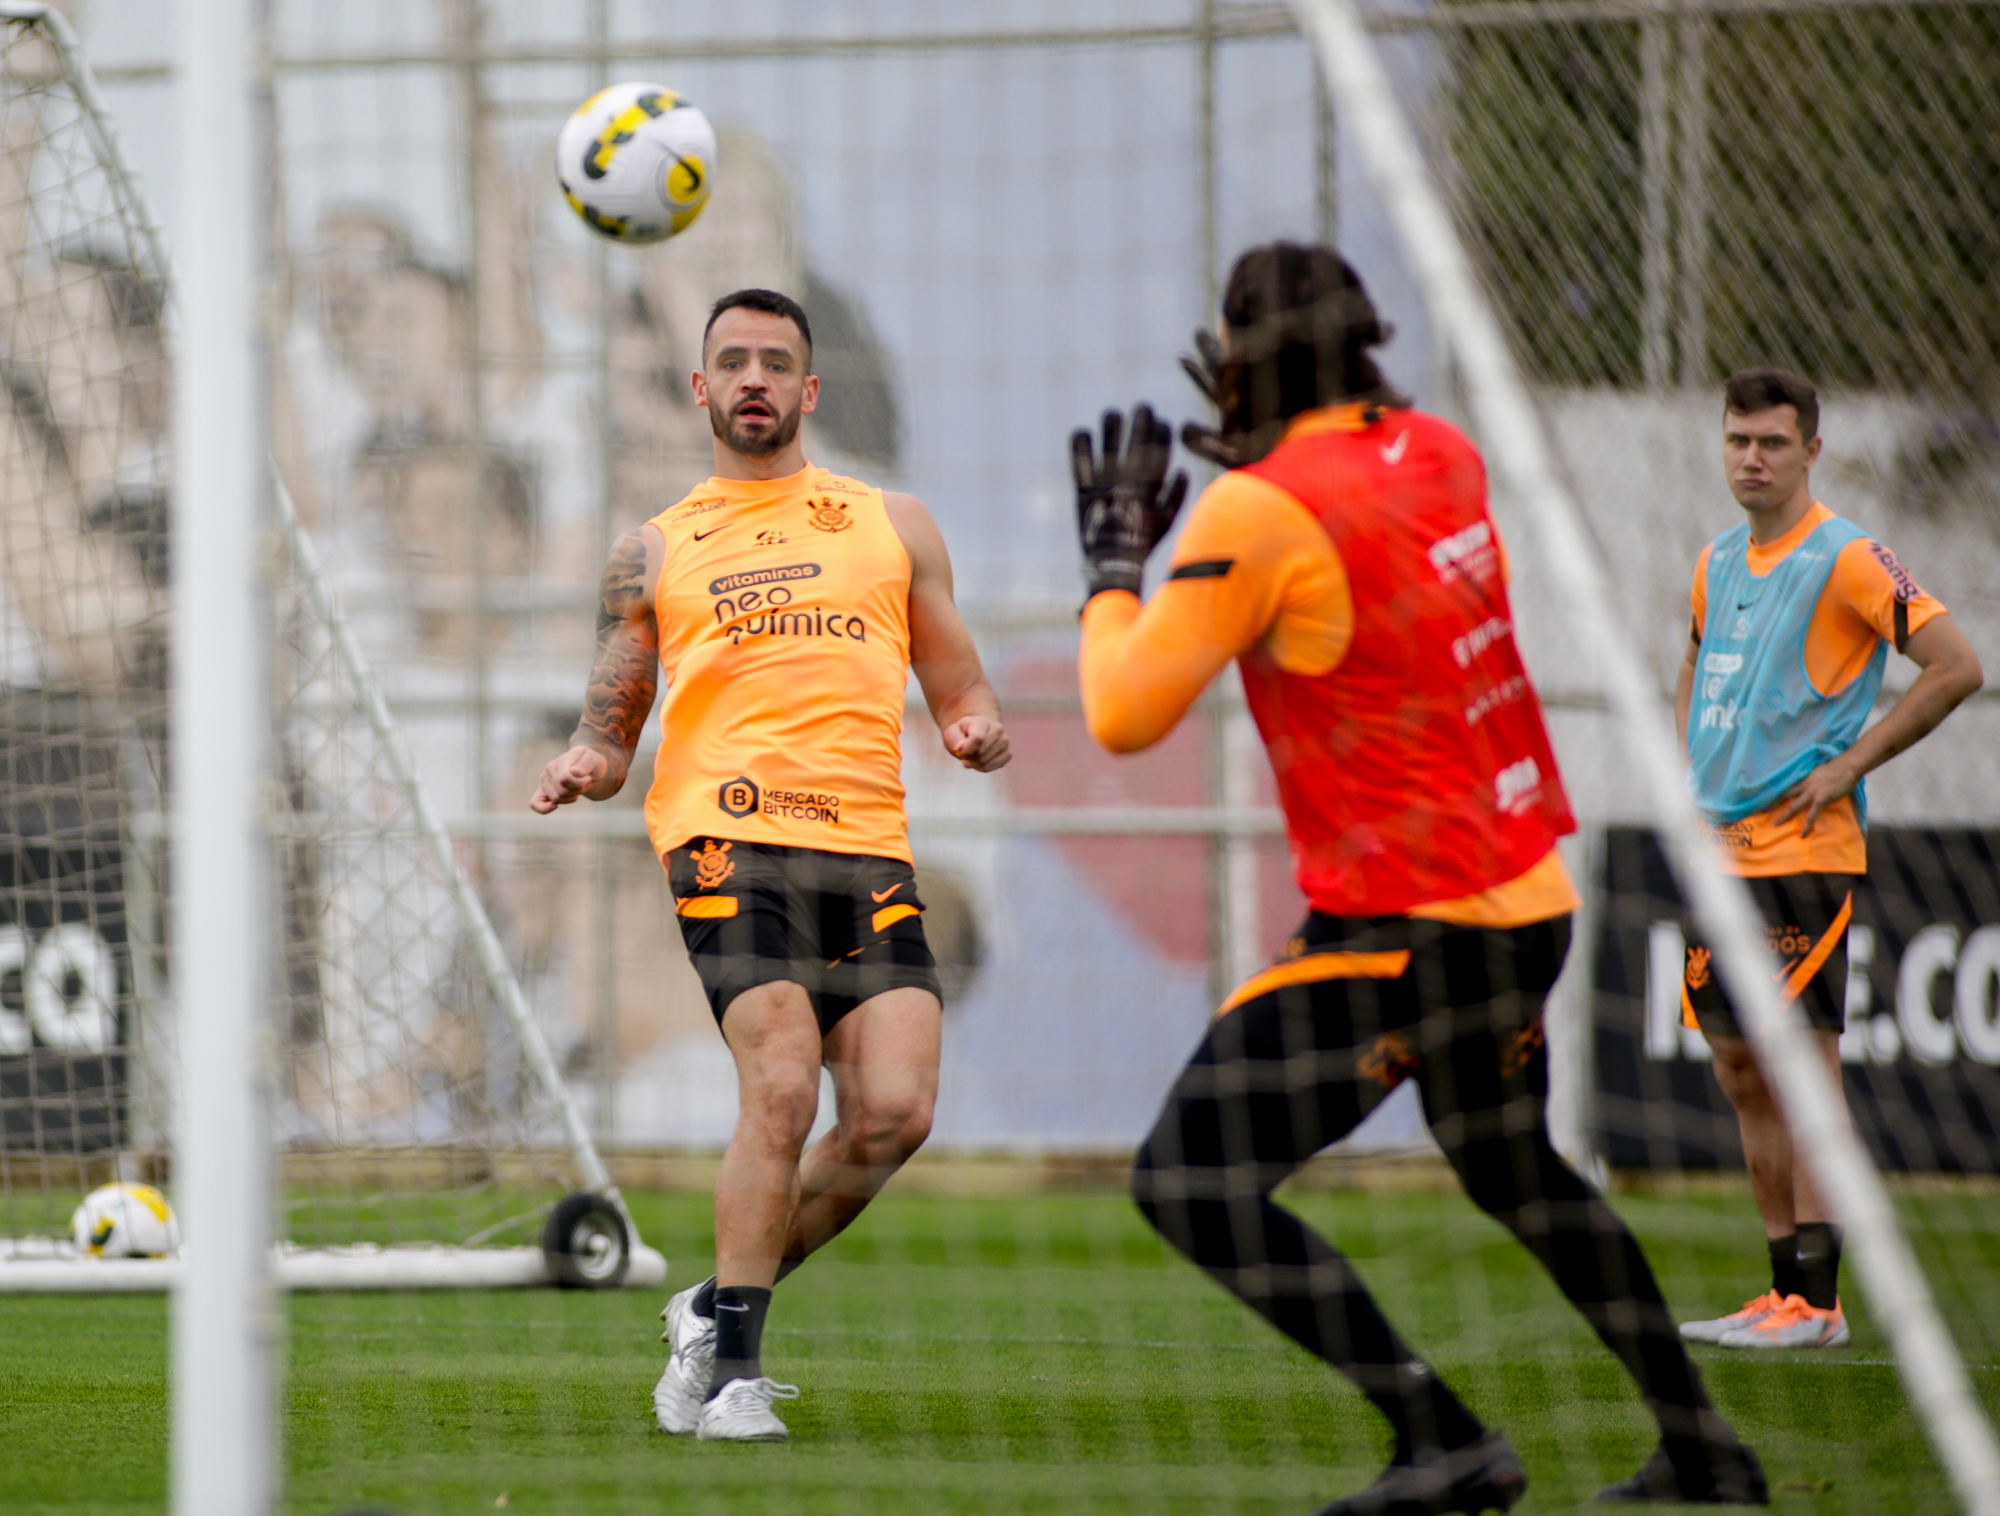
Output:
[
  {"xmin": 1177, "ymin": 326, "xmax": 1252, "ymax": 470},
  {"xmin": 1072, "ymin": 403, "xmax": 1188, "ymax": 602}
]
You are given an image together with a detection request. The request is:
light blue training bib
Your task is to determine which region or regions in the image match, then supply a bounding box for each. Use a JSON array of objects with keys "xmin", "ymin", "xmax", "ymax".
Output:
[{"xmin": 1686, "ymin": 513, "xmax": 1886, "ymax": 826}]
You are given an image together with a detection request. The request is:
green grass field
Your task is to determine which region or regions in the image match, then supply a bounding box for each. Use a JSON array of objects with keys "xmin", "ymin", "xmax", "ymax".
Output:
[{"xmin": 3, "ymin": 1178, "xmax": 1997, "ymax": 1516}]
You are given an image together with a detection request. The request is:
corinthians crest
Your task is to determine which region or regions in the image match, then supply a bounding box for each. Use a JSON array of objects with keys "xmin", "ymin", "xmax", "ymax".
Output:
[
  {"xmin": 689, "ymin": 838, "xmax": 735, "ymax": 889},
  {"xmin": 807, "ymin": 495, "xmax": 853, "ymax": 533}
]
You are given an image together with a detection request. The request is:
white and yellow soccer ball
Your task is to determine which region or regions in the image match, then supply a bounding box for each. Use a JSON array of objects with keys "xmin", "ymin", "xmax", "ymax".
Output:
[
  {"xmin": 71, "ymin": 1182, "xmax": 179, "ymax": 1259},
  {"xmin": 555, "ymin": 82, "xmax": 716, "ymax": 245}
]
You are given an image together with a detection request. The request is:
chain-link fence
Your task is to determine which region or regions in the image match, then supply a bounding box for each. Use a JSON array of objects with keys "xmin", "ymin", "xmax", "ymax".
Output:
[{"xmin": 61, "ymin": 0, "xmax": 2000, "ymax": 1167}]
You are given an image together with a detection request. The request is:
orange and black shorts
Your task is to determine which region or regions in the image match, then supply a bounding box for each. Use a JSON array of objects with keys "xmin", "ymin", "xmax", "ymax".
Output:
[
  {"xmin": 1682, "ymin": 872, "xmax": 1856, "ymax": 1039},
  {"xmin": 667, "ymin": 836, "xmax": 941, "ymax": 1035}
]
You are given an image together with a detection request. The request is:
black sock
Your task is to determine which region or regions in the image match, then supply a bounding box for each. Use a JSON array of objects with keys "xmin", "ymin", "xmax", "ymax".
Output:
[
  {"xmin": 698, "ymin": 1259, "xmax": 798, "ymax": 1319},
  {"xmin": 1768, "ymin": 1233, "xmax": 1805, "ymax": 1300},
  {"xmin": 1795, "ymin": 1223, "xmax": 1843, "ymax": 1311},
  {"xmin": 1386, "ymin": 1371, "xmax": 1489, "ymax": 1464},
  {"xmin": 705, "ymin": 1285, "xmax": 773, "ymax": 1398}
]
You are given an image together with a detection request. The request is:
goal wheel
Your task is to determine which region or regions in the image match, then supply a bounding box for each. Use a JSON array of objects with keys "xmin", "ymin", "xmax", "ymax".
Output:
[{"xmin": 540, "ymin": 1192, "xmax": 631, "ymax": 1289}]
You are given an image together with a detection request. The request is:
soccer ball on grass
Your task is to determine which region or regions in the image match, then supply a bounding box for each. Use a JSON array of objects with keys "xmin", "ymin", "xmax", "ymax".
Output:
[
  {"xmin": 71, "ymin": 1181, "xmax": 179, "ymax": 1259},
  {"xmin": 555, "ymin": 82, "xmax": 716, "ymax": 245}
]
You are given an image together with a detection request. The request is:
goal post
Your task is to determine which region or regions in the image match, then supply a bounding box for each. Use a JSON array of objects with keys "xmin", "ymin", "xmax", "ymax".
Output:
[
  {"xmin": 1288, "ymin": 0, "xmax": 2000, "ymax": 1511},
  {"xmin": 0, "ymin": 0, "xmax": 661, "ymax": 1297},
  {"xmin": 169, "ymin": 0, "xmax": 270, "ymax": 1512}
]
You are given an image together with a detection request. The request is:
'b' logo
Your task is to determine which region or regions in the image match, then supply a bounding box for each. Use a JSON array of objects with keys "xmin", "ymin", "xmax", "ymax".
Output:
[{"xmin": 718, "ymin": 775, "xmax": 760, "ymax": 819}]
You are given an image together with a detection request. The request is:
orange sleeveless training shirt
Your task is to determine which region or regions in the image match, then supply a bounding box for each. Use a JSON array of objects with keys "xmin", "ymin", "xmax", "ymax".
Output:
[{"xmin": 643, "ymin": 465, "xmax": 915, "ymax": 864}]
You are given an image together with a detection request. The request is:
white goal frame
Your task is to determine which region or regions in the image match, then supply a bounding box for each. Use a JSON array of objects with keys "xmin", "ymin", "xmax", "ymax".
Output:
[{"xmin": 1288, "ymin": 0, "xmax": 2000, "ymax": 1510}]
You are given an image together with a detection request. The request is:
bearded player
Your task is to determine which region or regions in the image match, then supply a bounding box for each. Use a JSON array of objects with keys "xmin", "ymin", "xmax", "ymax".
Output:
[
  {"xmin": 1081, "ymin": 244, "xmax": 1764, "ymax": 1511},
  {"xmin": 532, "ymin": 288, "xmax": 1010, "ymax": 1442}
]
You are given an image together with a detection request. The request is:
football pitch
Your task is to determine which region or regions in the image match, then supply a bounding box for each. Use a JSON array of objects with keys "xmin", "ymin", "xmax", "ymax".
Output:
[{"xmin": 4, "ymin": 1177, "xmax": 1996, "ymax": 1516}]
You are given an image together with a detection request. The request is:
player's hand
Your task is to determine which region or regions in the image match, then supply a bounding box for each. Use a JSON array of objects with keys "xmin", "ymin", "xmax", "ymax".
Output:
[
  {"xmin": 1178, "ymin": 327, "xmax": 1252, "ymax": 470},
  {"xmin": 1071, "ymin": 404, "xmax": 1188, "ymax": 602},
  {"xmin": 530, "ymin": 745, "xmax": 611, "ymax": 813},
  {"xmin": 1773, "ymin": 754, "xmax": 1861, "ymax": 837},
  {"xmin": 942, "ymin": 714, "xmax": 1011, "ymax": 773}
]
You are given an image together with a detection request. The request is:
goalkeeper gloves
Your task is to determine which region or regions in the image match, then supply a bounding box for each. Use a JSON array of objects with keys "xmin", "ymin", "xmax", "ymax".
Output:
[
  {"xmin": 1178, "ymin": 327, "xmax": 1254, "ymax": 470},
  {"xmin": 1072, "ymin": 404, "xmax": 1188, "ymax": 602}
]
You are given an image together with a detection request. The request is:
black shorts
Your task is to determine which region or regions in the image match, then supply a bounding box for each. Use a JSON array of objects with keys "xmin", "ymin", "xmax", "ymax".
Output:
[
  {"xmin": 1682, "ymin": 872, "xmax": 1856, "ymax": 1039},
  {"xmin": 667, "ymin": 836, "xmax": 942, "ymax": 1035},
  {"xmin": 1148, "ymin": 911, "xmax": 1574, "ymax": 1170}
]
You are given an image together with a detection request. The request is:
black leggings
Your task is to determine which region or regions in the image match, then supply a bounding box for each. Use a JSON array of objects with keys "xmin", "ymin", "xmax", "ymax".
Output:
[{"xmin": 1131, "ymin": 914, "xmax": 1716, "ymax": 1457}]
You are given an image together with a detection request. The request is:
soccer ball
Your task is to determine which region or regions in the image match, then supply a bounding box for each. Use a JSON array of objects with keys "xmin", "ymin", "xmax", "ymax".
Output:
[
  {"xmin": 555, "ymin": 82, "xmax": 716, "ymax": 245},
  {"xmin": 71, "ymin": 1182, "xmax": 179, "ymax": 1259}
]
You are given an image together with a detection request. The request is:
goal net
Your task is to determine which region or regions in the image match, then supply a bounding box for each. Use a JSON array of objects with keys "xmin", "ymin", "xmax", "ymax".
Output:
[
  {"xmin": 0, "ymin": 4, "xmax": 658, "ymax": 1293},
  {"xmin": 10, "ymin": 1, "xmax": 2000, "ymax": 1514}
]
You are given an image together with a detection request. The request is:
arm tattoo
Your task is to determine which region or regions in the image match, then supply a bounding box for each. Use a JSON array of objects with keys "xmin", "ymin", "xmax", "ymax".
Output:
[{"xmin": 574, "ymin": 530, "xmax": 659, "ymax": 775}]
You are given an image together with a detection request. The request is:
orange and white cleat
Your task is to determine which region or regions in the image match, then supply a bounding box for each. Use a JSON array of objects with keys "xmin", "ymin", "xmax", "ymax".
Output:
[
  {"xmin": 1679, "ymin": 1290, "xmax": 1787, "ymax": 1345},
  {"xmin": 1718, "ymin": 1294, "xmax": 1849, "ymax": 1349}
]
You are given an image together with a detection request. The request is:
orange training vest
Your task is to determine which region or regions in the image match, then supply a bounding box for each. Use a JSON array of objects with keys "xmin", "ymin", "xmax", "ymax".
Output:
[{"xmin": 642, "ymin": 465, "xmax": 914, "ymax": 864}]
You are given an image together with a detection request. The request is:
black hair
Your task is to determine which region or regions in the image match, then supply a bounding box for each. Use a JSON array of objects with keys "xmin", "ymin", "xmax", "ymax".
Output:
[
  {"xmin": 1723, "ymin": 366, "xmax": 1819, "ymax": 442},
  {"xmin": 703, "ymin": 288, "xmax": 813, "ymax": 362},
  {"xmin": 1216, "ymin": 242, "xmax": 1406, "ymax": 458}
]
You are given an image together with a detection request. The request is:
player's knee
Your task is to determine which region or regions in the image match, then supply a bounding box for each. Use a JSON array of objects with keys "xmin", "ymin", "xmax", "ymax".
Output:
[
  {"xmin": 877, "ymin": 1091, "xmax": 934, "ymax": 1158},
  {"xmin": 1709, "ymin": 1040, "xmax": 1768, "ymax": 1106},
  {"xmin": 737, "ymin": 1067, "xmax": 821, "ymax": 1147},
  {"xmin": 843, "ymin": 1090, "xmax": 933, "ymax": 1161}
]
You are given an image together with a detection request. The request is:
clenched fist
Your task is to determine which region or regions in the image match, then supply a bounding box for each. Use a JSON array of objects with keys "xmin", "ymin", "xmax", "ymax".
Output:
[
  {"xmin": 942, "ymin": 715, "xmax": 1011, "ymax": 773},
  {"xmin": 530, "ymin": 745, "xmax": 613, "ymax": 813}
]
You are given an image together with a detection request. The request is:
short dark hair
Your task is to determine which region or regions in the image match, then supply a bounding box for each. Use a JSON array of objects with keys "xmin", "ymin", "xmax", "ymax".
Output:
[
  {"xmin": 1215, "ymin": 242, "xmax": 1406, "ymax": 459},
  {"xmin": 703, "ymin": 288, "xmax": 813, "ymax": 362},
  {"xmin": 1724, "ymin": 366, "xmax": 1818, "ymax": 442}
]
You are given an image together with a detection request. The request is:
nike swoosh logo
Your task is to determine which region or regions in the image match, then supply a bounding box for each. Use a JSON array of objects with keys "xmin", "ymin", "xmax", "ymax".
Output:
[
  {"xmin": 1736, "ymin": 600, "xmax": 1753, "ymax": 609},
  {"xmin": 692, "ymin": 525, "xmax": 726, "ymax": 541},
  {"xmin": 717, "ymin": 1302, "xmax": 749, "ymax": 1312},
  {"xmin": 1379, "ymin": 431, "xmax": 1410, "ymax": 465},
  {"xmin": 870, "ymin": 883, "xmax": 904, "ymax": 903}
]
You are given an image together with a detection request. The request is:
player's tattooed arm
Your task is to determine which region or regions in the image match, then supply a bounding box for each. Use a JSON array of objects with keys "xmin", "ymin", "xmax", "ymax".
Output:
[
  {"xmin": 886, "ymin": 492, "xmax": 1011, "ymax": 773},
  {"xmin": 530, "ymin": 527, "xmax": 663, "ymax": 812}
]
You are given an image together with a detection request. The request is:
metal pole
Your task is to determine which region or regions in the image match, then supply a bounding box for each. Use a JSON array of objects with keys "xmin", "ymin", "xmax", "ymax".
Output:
[
  {"xmin": 587, "ymin": 0, "xmax": 619, "ymax": 1143},
  {"xmin": 1199, "ymin": 0, "xmax": 1219, "ymax": 308},
  {"xmin": 1314, "ymin": 60, "xmax": 1338, "ymax": 246},
  {"xmin": 1638, "ymin": 14, "xmax": 1671, "ymax": 390},
  {"xmin": 1546, "ymin": 826, "xmax": 1607, "ymax": 1182},
  {"xmin": 1197, "ymin": 0, "xmax": 1232, "ymax": 1005},
  {"xmin": 1291, "ymin": 1, "xmax": 2000, "ymax": 1509},
  {"xmin": 452, "ymin": 0, "xmax": 492, "ymax": 821},
  {"xmin": 1674, "ymin": 11, "xmax": 1708, "ymax": 388},
  {"xmin": 171, "ymin": 0, "xmax": 274, "ymax": 1509}
]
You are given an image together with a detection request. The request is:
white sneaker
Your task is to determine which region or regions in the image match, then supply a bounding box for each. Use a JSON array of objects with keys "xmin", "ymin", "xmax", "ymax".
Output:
[
  {"xmin": 696, "ymin": 1376, "xmax": 801, "ymax": 1442},
  {"xmin": 652, "ymin": 1283, "xmax": 716, "ymax": 1435},
  {"xmin": 1679, "ymin": 1289, "xmax": 1786, "ymax": 1345}
]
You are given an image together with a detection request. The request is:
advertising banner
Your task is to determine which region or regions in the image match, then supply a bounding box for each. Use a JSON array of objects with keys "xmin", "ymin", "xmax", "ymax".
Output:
[
  {"xmin": 0, "ymin": 698, "xmax": 135, "ymax": 1155},
  {"xmin": 1594, "ymin": 825, "xmax": 2000, "ymax": 1171}
]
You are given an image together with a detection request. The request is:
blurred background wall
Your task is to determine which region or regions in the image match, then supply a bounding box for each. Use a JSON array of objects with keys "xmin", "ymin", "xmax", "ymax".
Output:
[{"xmin": 27, "ymin": 0, "xmax": 1997, "ymax": 1157}]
